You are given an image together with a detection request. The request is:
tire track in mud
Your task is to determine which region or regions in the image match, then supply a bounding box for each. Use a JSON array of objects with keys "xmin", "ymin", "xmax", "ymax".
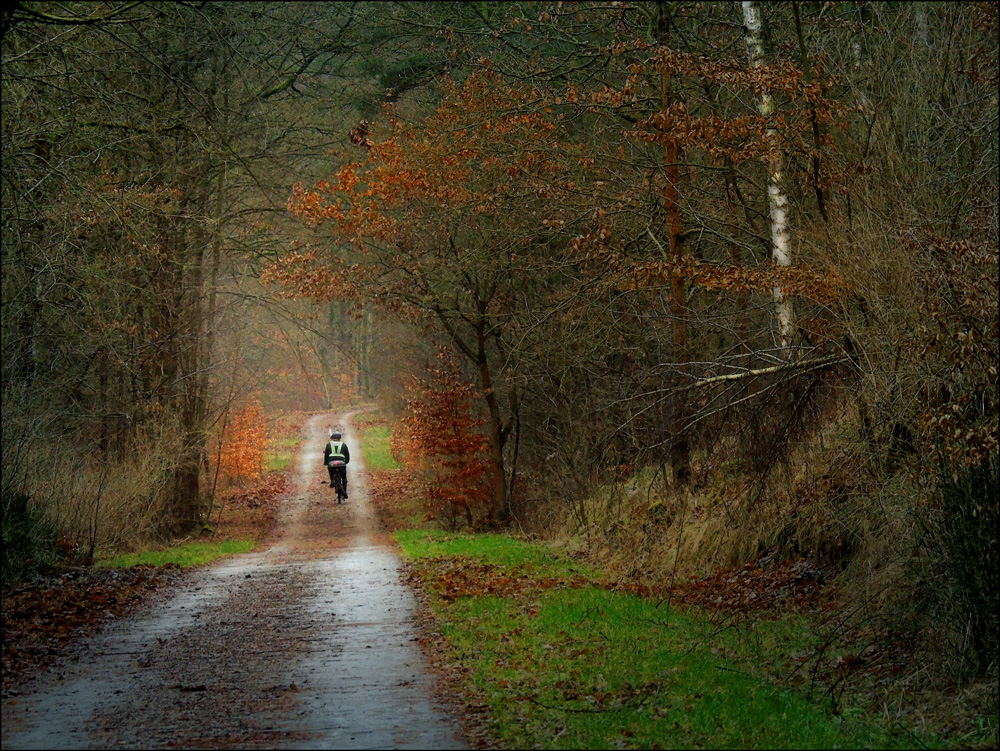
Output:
[{"xmin": 1, "ymin": 412, "xmax": 468, "ymax": 750}]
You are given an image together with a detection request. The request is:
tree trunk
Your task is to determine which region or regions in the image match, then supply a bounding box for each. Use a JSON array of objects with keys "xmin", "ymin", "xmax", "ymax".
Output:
[
  {"xmin": 743, "ymin": 0, "xmax": 796, "ymax": 358},
  {"xmin": 792, "ymin": 1, "xmax": 828, "ymax": 222},
  {"xmin": 657, "ymin": 0, "xmax": 691, "ymax": 486},
  {"xmin": 475, "ymin": 320, "xmax": 510, "ymax": 524}
]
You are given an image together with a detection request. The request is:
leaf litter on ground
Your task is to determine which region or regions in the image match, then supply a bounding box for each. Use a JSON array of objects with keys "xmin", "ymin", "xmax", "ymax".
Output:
[
  {"xmin": 2, "ymin": 565, "xmax": 183, "ymax": 697},
  {"xmin": 2, "ymin": 470, "xmax": 288, "ymax": 699}
]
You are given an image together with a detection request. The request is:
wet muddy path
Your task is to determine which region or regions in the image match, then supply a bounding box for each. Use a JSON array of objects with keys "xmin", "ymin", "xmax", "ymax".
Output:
[{"xmin": 1, "ymin": 412, "xmax": 468, "ymax": 750}]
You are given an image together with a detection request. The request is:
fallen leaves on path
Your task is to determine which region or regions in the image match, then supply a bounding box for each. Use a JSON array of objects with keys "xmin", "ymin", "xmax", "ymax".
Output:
[
  {"xmin": 2, "ymin": 565, "xmax": 182, "ymax": 697},
  {"xmin": 2, "ymin": 471, "xmax": 289, "ymax": 699},
  {"xmin": 211, "ymin": 472, "xmax": 289, "ymax": 540}
]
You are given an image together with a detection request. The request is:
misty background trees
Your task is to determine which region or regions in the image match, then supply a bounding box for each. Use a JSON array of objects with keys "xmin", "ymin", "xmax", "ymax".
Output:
[{"xmin": 4, "ymin": 0, "xmax": 997, "ymax": 696}]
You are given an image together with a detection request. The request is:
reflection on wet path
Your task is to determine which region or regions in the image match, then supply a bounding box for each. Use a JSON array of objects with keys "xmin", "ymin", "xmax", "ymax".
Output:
[{"xmin": 286, "ymin": 547, "xmax": 463, "ymax": 749}]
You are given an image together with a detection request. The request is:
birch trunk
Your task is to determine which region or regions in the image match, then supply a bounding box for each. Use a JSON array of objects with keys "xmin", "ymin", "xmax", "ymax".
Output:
[{"xmin": 742, "ymin": 0, "xmax": 796, "ymax": 358}]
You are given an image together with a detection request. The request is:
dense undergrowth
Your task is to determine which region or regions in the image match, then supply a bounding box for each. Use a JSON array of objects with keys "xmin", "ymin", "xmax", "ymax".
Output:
[
  {"xmin": 1, "ymin": 413, "xmax": 300, "ymax": 585},
  {"xmin": 558, "ymin": 445, "xmax": 999, "ymax": 729}
]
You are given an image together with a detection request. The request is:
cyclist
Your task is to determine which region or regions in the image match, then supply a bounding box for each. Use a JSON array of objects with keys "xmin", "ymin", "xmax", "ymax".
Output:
[{"xmin": 324, "ymin": 429, "xmax": 350, "ymax": 498}]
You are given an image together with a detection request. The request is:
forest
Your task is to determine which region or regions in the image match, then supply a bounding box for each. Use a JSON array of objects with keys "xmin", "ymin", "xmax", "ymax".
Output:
[{"xmin": 2, "ymin": 0, "xmax": 997, "ymax": 745}]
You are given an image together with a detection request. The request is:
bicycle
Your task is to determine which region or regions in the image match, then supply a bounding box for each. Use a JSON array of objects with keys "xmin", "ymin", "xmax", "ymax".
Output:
[{"xmin": 328, "ymin": 459, "xmax": 347, "ymax": 504}]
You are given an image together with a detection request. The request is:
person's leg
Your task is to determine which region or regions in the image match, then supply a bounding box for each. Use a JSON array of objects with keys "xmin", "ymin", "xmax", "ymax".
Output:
[{"xmin": 328, "ymin": 466, "xmax": 336, "ymax": 487}]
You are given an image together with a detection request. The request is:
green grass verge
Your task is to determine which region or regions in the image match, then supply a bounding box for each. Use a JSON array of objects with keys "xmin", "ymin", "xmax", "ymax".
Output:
[
  {"xmin": 359, "ymin": 423, "xmax": 400, "ymax": 470},
  {"xmin": 265, "ymin": 435, "xmax": 299, "ymax": 472},
  {"xmin": 96, "ymin": 539, "xmax": 254, "ymax": 569},
  {"xmin": 400, "ymin": 529, "xmax": 597, "ymax": 577},
  {"xmin": 396, "ymin": 530, "xmax": 951, "ymax": 750},
  {"xmin": 352, "ymin": 410, "xmax": 380, "ymax": 426}
]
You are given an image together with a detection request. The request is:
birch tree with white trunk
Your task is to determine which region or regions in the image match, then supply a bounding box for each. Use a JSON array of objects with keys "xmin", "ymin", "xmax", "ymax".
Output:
[{"xmin": 742, "ymin": 0, "xmax": 796, "ymax": 358}]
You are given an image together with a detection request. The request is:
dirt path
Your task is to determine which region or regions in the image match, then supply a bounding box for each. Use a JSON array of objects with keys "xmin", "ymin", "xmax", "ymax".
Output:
[{"xmin": 1, "ymin": 412, "xmax": 469, "ymax": 750}]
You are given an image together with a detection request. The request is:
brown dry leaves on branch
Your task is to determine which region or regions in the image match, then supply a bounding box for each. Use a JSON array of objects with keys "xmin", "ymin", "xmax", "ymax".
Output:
[
  {"xmin": 629, "ymin": 254, "xmax": 845, "ymax": 304},
  {"xmin": 912, "ymin": 235, "xmax": 999, "ymax": 475},
  {"xmin": 212, "ymin": 402, "xmax": 272, "ymax": 484},
  {"xmin": 393, "ymin": 350, "xmax": 496, "ymax": 528}
]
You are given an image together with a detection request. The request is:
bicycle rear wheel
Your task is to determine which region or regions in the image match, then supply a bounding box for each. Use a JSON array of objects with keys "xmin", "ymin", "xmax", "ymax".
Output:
[{"xmin": 334, "ymin": 474, "xmax": 346, "ymax": 503}]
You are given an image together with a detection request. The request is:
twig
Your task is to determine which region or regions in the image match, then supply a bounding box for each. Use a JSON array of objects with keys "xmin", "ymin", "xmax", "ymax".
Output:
[{"xmin": 525, "ymin": 695, "xmax": 611, "ymax": 714}]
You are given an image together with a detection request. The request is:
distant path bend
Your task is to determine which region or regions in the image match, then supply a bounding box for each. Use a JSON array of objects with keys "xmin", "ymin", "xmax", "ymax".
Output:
[{"xmin": 1, "ymin": 411, "xmax": 468, "ymax": 750}]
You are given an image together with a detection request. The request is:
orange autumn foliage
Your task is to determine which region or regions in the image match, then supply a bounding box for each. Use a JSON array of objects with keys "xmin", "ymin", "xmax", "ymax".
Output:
[
  {"xmin": 214, "ymin": 402, "xmax": 271, "ymax": 483},
  {"xmin": 269, "ymin": 66, "xmax": 844, "ymax": 314},
  {"xmin": 391, "ymin": 351, "xmax": 494, "ymax": 528}
]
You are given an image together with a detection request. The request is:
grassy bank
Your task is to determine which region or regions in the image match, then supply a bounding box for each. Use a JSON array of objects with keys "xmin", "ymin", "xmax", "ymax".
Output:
[
  {"xmin": 397, "ymin": 529, "xmax": 963, "ymax": 750},
  {"xmin": 96, "ymin": 539, "xmax": 255, "ymax": 568},
  {"xmin": 91, "ymin": 412, "xmax": 303, "ymax": 569},
  {"xmin": 356, "ymin": 410, "xmax": 429, "ymax": 532},
  {"xmin": 353, "ymin": 410, "xmax": 400, "ymax": 471},
  {"xmin": 265, "ymin": 435, "xmax": 299, "ymax": 472}
]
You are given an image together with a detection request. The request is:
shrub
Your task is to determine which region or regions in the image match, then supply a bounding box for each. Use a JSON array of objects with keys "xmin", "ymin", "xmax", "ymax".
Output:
[
  {"xmin": 1, "ymin": 490, "xmax": 60, "ymax": 585},
  {"xmin": 922, "ymin": 456, "xmax": 999, "ymax": 676},
  {"xmin": 211, "ymin": 401, "xmax": 271, "ymax": 485},
  {"xmin": 392, "ymin": 349, "xmax": 494, "ymax": 529}
]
